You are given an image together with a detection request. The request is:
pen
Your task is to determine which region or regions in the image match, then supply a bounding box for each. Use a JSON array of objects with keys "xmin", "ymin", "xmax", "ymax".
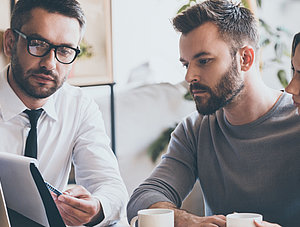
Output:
[{"xmin": 45, "ymin": 181, "xmax": 62, "ymax": 196}]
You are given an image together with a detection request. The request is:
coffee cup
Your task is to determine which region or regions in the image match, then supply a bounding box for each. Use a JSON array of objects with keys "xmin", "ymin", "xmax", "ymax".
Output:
[
  {"xmin": 226, "ymin": 212, "xmax": 263, "ymax": 227},
  {"xmin": 130, "ymin": 208, "xmax": 174, "ymax": 227}
]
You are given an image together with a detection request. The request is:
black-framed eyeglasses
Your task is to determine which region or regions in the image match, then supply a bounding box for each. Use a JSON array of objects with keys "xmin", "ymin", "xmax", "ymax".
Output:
[{"xmin": 13, "ymin": 29, "xmax": 80, "ymax": 64}]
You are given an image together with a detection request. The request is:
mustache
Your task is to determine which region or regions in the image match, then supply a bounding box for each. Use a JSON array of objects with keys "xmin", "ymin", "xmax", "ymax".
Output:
[
  {"xmin": 29, "ymin": 68, "xmax": 57, "ymax": 79},
  {"xmin": 189, "ymin": 83, "xmax": 212, "ymax": 93}
]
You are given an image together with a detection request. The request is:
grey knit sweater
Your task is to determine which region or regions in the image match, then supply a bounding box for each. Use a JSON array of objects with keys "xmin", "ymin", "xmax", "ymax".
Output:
[{"xmin": 127, "ymin": 92, "xmax": 300, "ymax": 227}]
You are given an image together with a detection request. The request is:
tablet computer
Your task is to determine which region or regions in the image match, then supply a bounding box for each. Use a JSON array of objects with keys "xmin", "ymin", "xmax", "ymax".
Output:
[{"xmin": 0, "ymin": 152, "xmax": 65, "ymax": 227}]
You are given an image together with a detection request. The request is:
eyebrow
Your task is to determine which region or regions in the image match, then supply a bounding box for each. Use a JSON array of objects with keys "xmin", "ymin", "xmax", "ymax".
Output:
[
  {"xmin": 28, "ymin": 33, "xmax": 77, "ymax": 48},
  {"xmin": 180, "ymin": 51, "xmax": 211, "ymax": 63}
]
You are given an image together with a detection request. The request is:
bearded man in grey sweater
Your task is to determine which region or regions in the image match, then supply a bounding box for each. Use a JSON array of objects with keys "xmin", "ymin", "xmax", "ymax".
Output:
[{"xmin": 127, "ymin": 1, "xmax": 300, "ymax": 227}]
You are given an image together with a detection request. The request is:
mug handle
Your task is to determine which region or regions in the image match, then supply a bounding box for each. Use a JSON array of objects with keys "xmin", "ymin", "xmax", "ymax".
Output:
[{"xmin": 130, "ymin": 216, "xmax": 138, "ymax": 227}]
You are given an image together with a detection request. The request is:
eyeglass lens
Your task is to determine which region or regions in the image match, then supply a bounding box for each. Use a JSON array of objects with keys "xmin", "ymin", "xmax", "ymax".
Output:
[{"xmin": 28, "ymin": 39, "xmax": 77, "ymax": 64}]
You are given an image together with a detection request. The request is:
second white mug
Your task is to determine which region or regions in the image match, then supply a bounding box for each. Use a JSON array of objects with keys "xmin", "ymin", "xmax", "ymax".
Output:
[
  {"xmin": 130, "ymin": 208, "xmax": 174, "ymax": 227},
  {"xmin": 226, "ymin": 212, "xmax": 263, "ymax": 227}
]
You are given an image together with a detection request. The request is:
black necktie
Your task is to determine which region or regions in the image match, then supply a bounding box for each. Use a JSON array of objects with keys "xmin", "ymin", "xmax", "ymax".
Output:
[{"xmin": 24, "ymin": 109, "xmax": 43, "ymax": 159}]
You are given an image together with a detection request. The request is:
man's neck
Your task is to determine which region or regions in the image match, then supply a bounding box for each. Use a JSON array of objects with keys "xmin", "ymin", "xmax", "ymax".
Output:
[
  {"xmin": 223, "ymin": 79, "xmax": 282, "ymax": 126},
  {"xmin": 7, "ymin": 66, "xmax": 48, "ymax": 110}
]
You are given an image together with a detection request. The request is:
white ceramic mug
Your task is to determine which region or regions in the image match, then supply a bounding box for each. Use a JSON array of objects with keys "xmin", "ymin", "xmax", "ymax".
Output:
[
  {"xmin": 130, "ymin": 208, "xmax": 174, "ymax": 227},
  {"xmin": 226, "ymin": 213, "xmax": 263, "ymax": 227}
]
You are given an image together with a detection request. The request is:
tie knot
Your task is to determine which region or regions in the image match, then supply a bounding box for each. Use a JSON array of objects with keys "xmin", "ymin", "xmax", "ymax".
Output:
[{"xmin": 24, "ymin": 109, "xmax": 43, "ymax": 128}]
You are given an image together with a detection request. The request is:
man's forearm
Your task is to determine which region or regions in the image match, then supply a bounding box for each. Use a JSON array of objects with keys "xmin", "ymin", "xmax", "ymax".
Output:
[{"xmin": 149, "ymin": 201, "xmax": 226, "ymax": 227}]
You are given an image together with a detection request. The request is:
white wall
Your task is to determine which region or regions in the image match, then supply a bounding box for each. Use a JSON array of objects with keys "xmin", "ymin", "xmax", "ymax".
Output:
[
  {"xmin": 111, "ymin": 0, "xmax": 187, "ymax": 87},
  {"xmin": 0, "ymin": 1, "xmax": 10, "ymax": 31},
  {"xmin": 0, "ymin": 0, "xmax": 11, "ymax": 69}
]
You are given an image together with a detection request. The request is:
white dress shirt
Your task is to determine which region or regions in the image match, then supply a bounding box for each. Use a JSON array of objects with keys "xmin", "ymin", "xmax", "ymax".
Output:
[{"xmin": 0, "ymin": 65, "xmax": 128, "ymax": 226}]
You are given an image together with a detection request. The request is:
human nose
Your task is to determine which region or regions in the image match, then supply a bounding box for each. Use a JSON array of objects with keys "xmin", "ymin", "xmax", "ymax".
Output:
[
  {"xmin": 39, "ymin": 48, "xmax": 56, "ymax": 70},
  {"xmin": 185, "ymin": 64, "xmax": 199, "ymax": 84},
  {"xmin": 285, "ymin": 77, "xmax": 300, "ymax": 96}
]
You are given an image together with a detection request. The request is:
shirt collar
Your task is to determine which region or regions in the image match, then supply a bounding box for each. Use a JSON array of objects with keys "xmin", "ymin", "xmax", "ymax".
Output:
[
  {"xmin": 42, "ymin": 94, "xmax": 58, "ymax": 121},
  {"xmin": 0, "ymin": 65, "xmax": 58, "ymax": 121}
]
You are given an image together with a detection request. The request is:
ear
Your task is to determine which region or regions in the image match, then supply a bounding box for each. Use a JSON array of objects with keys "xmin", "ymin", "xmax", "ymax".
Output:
[
  {"xmin": 239, "ymin": 46, "xmax": 255, "ymax": 72},
  {"xmin": 3, "ymin": 29, "xmax": 16, "ymax": 58}
]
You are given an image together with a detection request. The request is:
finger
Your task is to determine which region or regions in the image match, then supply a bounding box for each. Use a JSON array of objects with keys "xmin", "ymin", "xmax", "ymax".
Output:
[
  {"xmin": 49, "ymin": 191, "xmax": 58, "ymax": 200},
  {"xmin": 198, "ymin": 215, "xmax": 226, "ymax": 227},
  {"xmin": 199, "ymin": 224, "xmax": 219, "ymax": 227},
  {"xmin": 57, "ymin": 203, "xmax": 83, "ymax": 226},
  {"xmin": 59, "ymin": 196, "xmax": 95, "ymax": 219},
  {"xmin": 215, "ymin": 215, "xmax": 226, "ymax": 221},
  {"xmin": 64, "ymin": 185, "xmax": 90, "ymax": 198},
  {"xmin": 206, "ymin": 215, "xmax": 226, "ymax": 226},
  {"xmin": 58, "ymin": 194, "xmax": 93, "ymax": 212},
  {"xmin": 57, "ymin": 198, "xmax": 93, "ymax": 225},
  {"xmin": 254, "ymin": 220, "xmax": 281, "ymax": 227},
  {"xmin": 58, "ymin": 194, "xmax": 99, "ymax": 215}
]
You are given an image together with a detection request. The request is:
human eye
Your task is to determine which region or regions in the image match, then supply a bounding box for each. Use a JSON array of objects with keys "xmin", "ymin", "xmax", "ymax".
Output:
[
  {"xmin": 182, "ymin": 63, "xmax": 189, "ymax": 69},
  {"xmin": 30, "ymin": 39, "xmax": 48, "ymax": 48},
  {"xmin": 291, "ymin": 64, "xmax": 297, "ymax": 78},
  {"xmin": 198, "ymin": 58, "xmax": 211, "ymax": 65},
  {"xmin": 28, "ymin": 39, "xmax": 49, "ymax": 55},
  {"xmin": 57, "ymin": 47, "xmax": 73, "ymax": 56}
]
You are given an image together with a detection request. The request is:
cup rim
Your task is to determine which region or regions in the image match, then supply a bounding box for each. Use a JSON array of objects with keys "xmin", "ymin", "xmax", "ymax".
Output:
[
  {"xmin": 138, "ymin": 208, "xmax": 174, "ymax": 216},
  {"xmin": 226, "ymin": 213, "xmax": 263, "ymax": 219}
]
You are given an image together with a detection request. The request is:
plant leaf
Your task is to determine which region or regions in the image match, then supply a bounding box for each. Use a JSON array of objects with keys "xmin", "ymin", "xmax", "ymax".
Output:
[
  {"xmin": 184, "ymin": 91, "xmax": 193, "ymax": 101},
  {"xmin": 260, "ymin": 38, "xmax": 271, "ymax": 47},
  {"xmin": 256, "ymin": 0, "xmax": 262, "ymax": 8},
  {"xmin": 147, "ymin": 126, "xmax": 176, "ymax": 163},
  {"xmin": 177, "ymin": 4, "xmax": 190, "ymax": 14},
  {"xmin": 241, "ymin": 0, "xmax": 249, "ymax": 8},
  {"xmin": 277, "ymin": 69, "xmax": 289, "ymax": 88},
  {"xmin": 259, "ymin": 19, "xmax": 274, "ymax": 35}
]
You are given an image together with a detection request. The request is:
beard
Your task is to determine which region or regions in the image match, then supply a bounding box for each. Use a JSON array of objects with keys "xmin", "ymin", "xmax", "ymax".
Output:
[
  {"xmin": 10, "ymin": 46, "xmax": 66, "ymax": 99},
  {"xmin": 190, "ymin": 58, "xmax": 244, "ymax": 115}
]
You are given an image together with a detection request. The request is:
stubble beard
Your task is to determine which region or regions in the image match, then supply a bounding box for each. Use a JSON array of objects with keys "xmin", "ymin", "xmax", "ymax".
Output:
[
  {"xmin": 191, "ymin": 58, "xmax": 244, "ymax": 115},
  {"xmin": 10, "ymin": 46, "xmax": 65, "ymax": 99}
]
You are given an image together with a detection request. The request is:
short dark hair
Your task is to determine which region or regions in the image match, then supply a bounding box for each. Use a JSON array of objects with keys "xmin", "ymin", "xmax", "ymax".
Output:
[
  {"xmin": 292, "ymin": 32, "xmax": 300, "ymax": 57},
  {"xmin": 173, "ymin": 0, "xmax": 259, "ymax": 53},
  {"xmin": 11, "ymin": 0, "xmax": 86, "ymax": 37}
]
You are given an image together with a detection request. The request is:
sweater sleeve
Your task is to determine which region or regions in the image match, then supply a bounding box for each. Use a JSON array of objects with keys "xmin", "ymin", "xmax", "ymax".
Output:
[{"xmin": 127, "ymin": 115, "xmax": 199, "ymax": 222}]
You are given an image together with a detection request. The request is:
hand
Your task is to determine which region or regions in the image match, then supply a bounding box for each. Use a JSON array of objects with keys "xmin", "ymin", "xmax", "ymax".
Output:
[
  {"xmin": 185, "ymin": 215, "xmax": 226, "ymax": 227},
  {"xmin": 51, "ymin": 185, "xmax": 104, "ymax": 226},
  {"xmin": 150, "ymin": 202, "xmax": 226, "ymax": 227},
  {"xmin": 254, "ymin": 220, "xmax": 281, "ymax": 227}
]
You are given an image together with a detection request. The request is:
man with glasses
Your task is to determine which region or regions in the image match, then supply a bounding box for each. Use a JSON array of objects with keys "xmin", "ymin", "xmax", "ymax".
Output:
[{"xmin": 0, "ymin": 0, "xmax": 128, "ymax": 226}]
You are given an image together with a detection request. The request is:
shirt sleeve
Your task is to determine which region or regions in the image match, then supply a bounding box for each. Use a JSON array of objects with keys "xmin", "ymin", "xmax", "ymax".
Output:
[
  {"xmin": 127, "ymin": 117, "xmax": 198, "ymax": 222},
  {"xmin": 72, "ymin": 96, "xmax": 128, "ymax": 226}
]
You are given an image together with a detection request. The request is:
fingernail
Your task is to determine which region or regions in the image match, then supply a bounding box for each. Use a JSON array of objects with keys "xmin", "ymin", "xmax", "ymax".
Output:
[{"xmin": 58, "ymin": 196, "xmax": 65, "ymax": 202}]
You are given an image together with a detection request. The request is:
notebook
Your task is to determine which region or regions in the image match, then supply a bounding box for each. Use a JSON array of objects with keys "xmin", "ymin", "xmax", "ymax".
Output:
[
  {"xmin": 0, "ymin": 182, "xmax": 10, "ymax": 227},
  {"xmin": 0, "ymin": 152, "xmax": 65, "ymax": 227}
]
